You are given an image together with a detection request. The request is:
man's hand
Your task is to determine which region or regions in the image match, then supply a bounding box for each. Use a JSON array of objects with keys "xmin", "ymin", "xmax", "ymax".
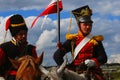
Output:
[
  {"xmin": 84, "ymin": 59, "xmax": 95, "ymax": 67},
  {"xmin": 57, "ymin": 42, "xmax": 62, "ymax": 49},
  {"xmin": 0, "ymin": 77, "xmax": 5, "ymax": 80}
]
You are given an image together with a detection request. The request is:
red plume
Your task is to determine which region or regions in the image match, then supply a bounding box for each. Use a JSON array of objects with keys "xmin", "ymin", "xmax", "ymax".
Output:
[{"xmin": 5, "ymin": 18, "xmax": 10, "ymax": 31}]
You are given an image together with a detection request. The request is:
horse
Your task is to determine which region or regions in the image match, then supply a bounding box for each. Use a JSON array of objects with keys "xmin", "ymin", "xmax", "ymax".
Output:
[
  {"xmin": 9, "ymin": 52, "xmax": 44, "ymax": 80},
  {"xmin": 40, "ymin": 59, "xmax": 106, "ymax": 80},
  {"xmin": 40, "ymin": 60, "xmax": 86, "ymax": 80}
]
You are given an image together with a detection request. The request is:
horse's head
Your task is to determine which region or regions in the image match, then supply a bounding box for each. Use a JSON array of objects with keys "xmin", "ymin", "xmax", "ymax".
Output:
[
  {"xmin": 9, "ymin": 52, "xmax": 44, "ymax": 80},
  {"xmin": 40, "ymin": 59, "xmax": 67, "ymax": 80}
]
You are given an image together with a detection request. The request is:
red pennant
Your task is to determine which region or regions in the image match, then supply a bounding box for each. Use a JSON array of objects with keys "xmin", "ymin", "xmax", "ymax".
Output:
[
  {"xmin": 31, "ymin": 0, "xmax": 63, "ymax": 28},
  {"xmin": 40, "ymin": 0, "xmax": 63, "ymax": 16}
]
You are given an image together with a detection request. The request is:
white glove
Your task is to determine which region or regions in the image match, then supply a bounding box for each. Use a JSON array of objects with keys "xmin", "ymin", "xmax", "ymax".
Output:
[
  {"xmin": 84, "ymin": 59, "xmax": 95, "ymax": 67},
  {"xmin": 0, "ymin": 77, "xmax": 5, "ymax": 80}
]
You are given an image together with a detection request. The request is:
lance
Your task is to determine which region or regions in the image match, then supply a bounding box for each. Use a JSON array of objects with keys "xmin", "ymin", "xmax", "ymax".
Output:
[{"xmin": 57, "ymin": 0, "xmax": 61, "ymax": 44}]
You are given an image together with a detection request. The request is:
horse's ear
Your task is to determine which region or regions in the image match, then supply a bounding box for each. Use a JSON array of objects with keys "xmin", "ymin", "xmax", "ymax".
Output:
[
  {"xmin": 35, "ymin": 51, "xmax": 44, "ymax": 65},
  {"xmin": 9, "ymin": 57, "xmax": 20, "ymax": 69},
  {"xmin": 57, "ymin": 59, "xmax": 67, "ymax": 74}
]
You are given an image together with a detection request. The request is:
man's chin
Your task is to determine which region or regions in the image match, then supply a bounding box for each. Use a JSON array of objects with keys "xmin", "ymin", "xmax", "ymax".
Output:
[{"xmin": 20, "ymin": 40, "xmax": 27, "ymax": 44}]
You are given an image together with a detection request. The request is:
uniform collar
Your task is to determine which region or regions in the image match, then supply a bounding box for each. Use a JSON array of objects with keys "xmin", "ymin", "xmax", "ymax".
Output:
[
  {"xmin": 78, "ymin": 31, "xmax": 84, "ymax": 37},
  {"xmin": 11, "ymin": 37, "xmax": 17, "ymax": 45},
  {"xmin": 10, "ymin": 38, "xmax": 28, "ymax": 46}
]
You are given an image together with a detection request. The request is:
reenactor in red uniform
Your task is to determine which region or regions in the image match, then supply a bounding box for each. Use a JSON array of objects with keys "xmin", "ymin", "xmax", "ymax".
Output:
[{"xmin": 53, "ymin": 5, "xmax": 107, "ymax": 80}]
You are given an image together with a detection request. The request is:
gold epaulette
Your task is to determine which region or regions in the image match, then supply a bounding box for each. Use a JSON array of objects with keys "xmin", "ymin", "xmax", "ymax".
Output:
[
  {"xmin": 66, "ymin": 33, "xmax": 78, "ymax": 40},
  {"xmin": 90, "ymin": 35, "xmax": 104, "ymax": 45}
]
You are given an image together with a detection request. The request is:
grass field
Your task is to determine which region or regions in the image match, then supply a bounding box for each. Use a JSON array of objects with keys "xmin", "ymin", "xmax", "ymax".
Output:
[
  {"xmin": 102, "ymin": 64, "xmax": 120, "ymax": 80},
  {"xmin": 110, "ymin": 72, "xmax": 120, "ymax": 80}
]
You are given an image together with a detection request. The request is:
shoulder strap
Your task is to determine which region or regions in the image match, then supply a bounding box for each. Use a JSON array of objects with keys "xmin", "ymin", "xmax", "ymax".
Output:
[{"xmin": 73, "ymin": 34, "xmax": 93, "ymax": 59}]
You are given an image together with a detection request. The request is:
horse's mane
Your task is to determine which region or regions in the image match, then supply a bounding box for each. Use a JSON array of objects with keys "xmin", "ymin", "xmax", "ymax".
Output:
[
  {"xmin": 16, "ymin": 55, "xmax": 36, "ymax": 79},
  {"xmin": 9, "ymin": 52, "xmax": 44, "ymax": 80}
]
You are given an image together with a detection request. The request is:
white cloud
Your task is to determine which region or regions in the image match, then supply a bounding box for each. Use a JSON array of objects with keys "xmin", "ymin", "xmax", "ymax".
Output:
[
  {"xmin": 36, "ymin": 29, "xmax": 57, "ymax": 50},
  {"xmin": 1, "ymin": 0, "xmax": 120, "ymax": 17},
  {"xmin": 0, "ymin": 16, "xmax": 12, "ymax": 44},
  {"xmin": 0, "ymin": 0, "xmax": 120, "ymax": 65},
  {"xmin": 1, "ymin": 12, "xmax": 120, "ymax": 65},
  {"xmin": 113, "ymin": 34, "xmax": 120, "ymax": 43},
  {"xmin": 107, "ymin": 54, "xmax": 120, "ymax": 63},
  {"xmin": 0, "ymin": 0, "xmax": 48, "ymax": 11}
]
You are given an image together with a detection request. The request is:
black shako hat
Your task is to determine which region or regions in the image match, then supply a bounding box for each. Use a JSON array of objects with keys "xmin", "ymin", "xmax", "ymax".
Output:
[
  {"xmin": 72, "ymin": 5, "xmax": 93, "ymax": 24},
  {"xmin": 8, "ymin": 14, "xmax": 28, "ymax": 36}
]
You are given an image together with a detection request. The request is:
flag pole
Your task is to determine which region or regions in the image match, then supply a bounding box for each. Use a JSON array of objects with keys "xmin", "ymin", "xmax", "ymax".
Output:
[{"xmin": 57, "ymin": 0, "xmax": 60, "ymax": 44}]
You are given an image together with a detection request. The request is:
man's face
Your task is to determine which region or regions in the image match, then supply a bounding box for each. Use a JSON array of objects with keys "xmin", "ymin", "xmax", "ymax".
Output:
[
  {"xmin": 79, "ymin": 22, "xmax": 92, "ymax": 36},
  {"xmin": 14, "ymin": 30, "xmax": 27, "ymax": 44}
]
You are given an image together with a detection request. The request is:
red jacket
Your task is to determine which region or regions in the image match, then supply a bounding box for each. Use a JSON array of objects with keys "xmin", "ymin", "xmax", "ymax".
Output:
[
  {"xmin": 54, "ymin": 31, "xmax": 107, "ymax": 67},
  {"xmin": 73, "ymin": 31, "xmax": 99, "ymax": 66}
]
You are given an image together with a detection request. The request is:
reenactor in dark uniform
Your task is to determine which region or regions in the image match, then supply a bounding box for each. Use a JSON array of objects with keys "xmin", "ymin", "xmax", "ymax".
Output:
[{"xmin": 0, "ymin": 14, "xmax": 37, "ymax": 80}]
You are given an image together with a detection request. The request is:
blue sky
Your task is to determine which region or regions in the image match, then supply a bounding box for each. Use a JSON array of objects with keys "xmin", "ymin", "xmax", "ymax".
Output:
[{"xmin": 0, "ymin": 0, "xmax": 120, "ymax": 66}]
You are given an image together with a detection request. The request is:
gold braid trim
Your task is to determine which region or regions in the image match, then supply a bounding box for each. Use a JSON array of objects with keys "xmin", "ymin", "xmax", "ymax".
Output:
[
  {"xmin": 71, "ymin": 40, "xmax": 75, "ymax": 58},
  {"xmin": 66, "ymin": 33, "xmax": 104, "ymax": 57},
  {"xmin": 65, "ymin": 33, "xmax": 78, "ymax": 58},
  {"xmin": 67, "ymin": 12, "xmax": 73, "ymax": 33},
  {"xmin": 11, "ymin": 22, "xmax": 25, "ymax": 27},
  {"xmin": 89, "ymin": 35, "xmax": 104, "ymax": 45},
  {"xmin": 66, "ymin": 33, "xmax": 78, "ymax": 40},
  {"xmin": 11, "ymin": 39, "xmax": 17, "ymax": 45}
]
